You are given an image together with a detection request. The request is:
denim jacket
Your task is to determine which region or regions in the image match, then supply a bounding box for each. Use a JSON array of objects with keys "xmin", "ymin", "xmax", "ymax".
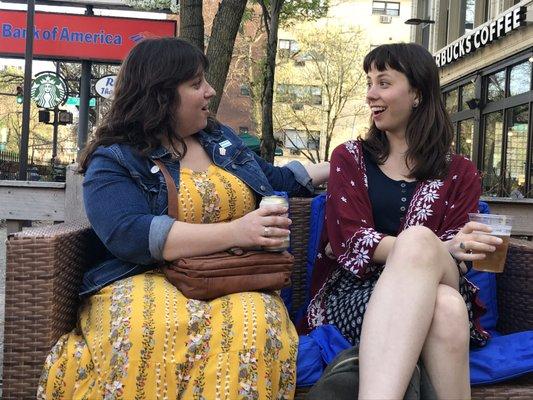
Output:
[{"xmin": 80, "ymin": 124, "xmax": 314, "ymax": 296}]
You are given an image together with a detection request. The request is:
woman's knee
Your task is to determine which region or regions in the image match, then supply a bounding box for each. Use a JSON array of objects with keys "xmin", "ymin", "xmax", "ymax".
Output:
[
  {"xmin": 429, "ymin": 285, "xmax": 469, "ymax": 352},
  {"xmin": 390, "ymin": 226, "xmax": 441, "ymax": 262}
]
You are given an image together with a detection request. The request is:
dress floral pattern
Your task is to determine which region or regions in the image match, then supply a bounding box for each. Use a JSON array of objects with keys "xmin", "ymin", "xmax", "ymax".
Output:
[
  {"xmin": 301, "ymin": 140, "xmax": 489, "ymax": 348},
  {"xmin": 38, "ymin": 164, "xmax": 298, "ymax": 399}
]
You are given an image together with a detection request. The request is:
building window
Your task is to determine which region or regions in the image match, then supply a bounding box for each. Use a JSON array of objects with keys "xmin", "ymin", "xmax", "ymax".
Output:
[
  {"xmin": 509, "ymin": 61, "xmax": 532, "ymax": 97},
  {"xmin": 276, "ymin": 84, "xmax": 322, "ymax": 106},
  {"xmin": 458, "ymin": 118, "xmax": 474, "ymax": 159},
  {"xmin": 463, "ymin": 0, "xmax": 476, "ymax": 34},
  {"xmin": 284, "ymin": 129, "xmax": 320, "ymax": 150},
  {"xmin": 278, "ymin": 39, "xmax": 299, "ymax": 58},
  {"xmin": 372, "ymin": 1, "xmax": 400, "ymax": 16},
  {"xmin": 482, "ymin": 111, "xmax": 504, "ymax": 196},
  {"xmin": 240, "ymin": 84, "xmax": 251, "ymax": 96},
  {"xmin": 459, "ymin": 82, "xmax": 475, "ymax": 111},
  {"xmin": 486, "ymin": 70, "xmax": 506, "ymax": 103},
  {"xmin": 445, "ymin": 89, "xmax": 458, "ymax": 114},
  {"xmin": 505, "ymin": 104, "xmax": 529, "ymax": 198},
  {"xmin": 239, "ymin": 126, "xmax": 249, "ymax": 135}
]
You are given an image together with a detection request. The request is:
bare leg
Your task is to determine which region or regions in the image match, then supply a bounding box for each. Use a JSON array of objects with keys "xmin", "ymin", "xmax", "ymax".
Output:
[
  {"xmin": 358, "ymin": 226, "xmax": 463, "ymax": 399},
  {"xmin": 421, "ymin": 285, "xmax": 470, "ymax": 399}
]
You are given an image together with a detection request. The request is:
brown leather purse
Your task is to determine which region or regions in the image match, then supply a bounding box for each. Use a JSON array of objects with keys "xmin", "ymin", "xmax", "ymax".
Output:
[{"xmin": 153, "ymin": 159, "xmax": 294, "ymax": 300}]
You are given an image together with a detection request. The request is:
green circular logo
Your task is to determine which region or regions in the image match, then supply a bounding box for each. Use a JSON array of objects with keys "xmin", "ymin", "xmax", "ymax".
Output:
[{"xmin": 31, "ymin": 72, "xmax": 68, "ymax": 109}]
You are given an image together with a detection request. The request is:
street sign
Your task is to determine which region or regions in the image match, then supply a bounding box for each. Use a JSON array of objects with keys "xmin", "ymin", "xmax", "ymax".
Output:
[
  {"xmin": 94, "ymin": 75, "xmax": 116, "ymax": 99},
  {"xmin": 66, "ymin": 96, "xmax": 96, "ymax": 106}
]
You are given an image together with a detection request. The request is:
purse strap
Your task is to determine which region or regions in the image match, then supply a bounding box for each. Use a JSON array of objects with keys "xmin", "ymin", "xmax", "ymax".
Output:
[{"xmin": 153, "ymin": 159, "xmax": 178, "ymax": 219}]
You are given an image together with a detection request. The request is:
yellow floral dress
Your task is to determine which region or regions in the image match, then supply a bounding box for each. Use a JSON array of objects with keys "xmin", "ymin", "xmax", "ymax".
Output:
[{"xmin": 38, "ymin": 164, "xmax": 298, "ymax": 399}]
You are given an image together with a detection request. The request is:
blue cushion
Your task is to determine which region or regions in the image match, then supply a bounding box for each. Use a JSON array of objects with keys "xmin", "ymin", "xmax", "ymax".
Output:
[
  {"xmin": 465, "ymin": 269, "xmax": 498, "ymax": 331},
  {"xmin": 296, "ymin": 197, "xmax": 533, "ymax": 386},
  {"xmin": 470, "ymin": 331, "xmax": 533, "ymax": 384},
  {"xmin": 296, "ymin": 324, "xmax": 351, "ymax": 386}
]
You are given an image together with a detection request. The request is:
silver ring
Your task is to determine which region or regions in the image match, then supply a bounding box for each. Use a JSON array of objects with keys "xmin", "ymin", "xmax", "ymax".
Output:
[
  {"xmin": 263, "ymin": 227, "xmax": 270, "ymax": 237},
  {"xmin": 459, "ymin": 242, "xmax": 466, "ymax": 251}
]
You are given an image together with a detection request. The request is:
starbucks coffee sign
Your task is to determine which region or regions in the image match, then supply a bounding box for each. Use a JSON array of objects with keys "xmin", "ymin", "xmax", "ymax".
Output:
[
  {"xmin": 435, "ymin": 6, "xmax": 527, "ymax": 68},
  {"xmin": 31, "ymin": 72, "xmax": 68, "ymax": 109}
]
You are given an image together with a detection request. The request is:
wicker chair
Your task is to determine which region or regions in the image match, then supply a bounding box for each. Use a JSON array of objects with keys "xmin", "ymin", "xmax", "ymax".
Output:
[{"xmin": 4, "ymin": 197, "xmax": 533, "ymax": 399}]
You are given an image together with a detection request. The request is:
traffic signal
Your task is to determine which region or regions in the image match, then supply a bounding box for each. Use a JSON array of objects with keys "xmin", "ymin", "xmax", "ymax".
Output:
[
  {"xmin": 38, "ymin": 110, "xmax": 50, "ymax": 123},
  {"xmin": 16, "ymin": 86, "xmax": 23, "ymax": 104},
  {"xmin": 57, "ymin": 110, "xmax": 73, "ymax": 125}
]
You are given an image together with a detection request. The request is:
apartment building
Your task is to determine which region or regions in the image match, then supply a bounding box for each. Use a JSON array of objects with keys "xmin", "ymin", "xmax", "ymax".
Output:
[
  {"xmin": 274, "ymin": 0, "xmax": 413, "ymax": 162},
  {"xmin": 411, "ymin": 0, "xmax": 532, "ymax": 199}
]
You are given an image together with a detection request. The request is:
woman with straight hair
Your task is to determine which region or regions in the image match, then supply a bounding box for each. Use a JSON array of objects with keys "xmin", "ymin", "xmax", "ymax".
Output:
[
  {"xmin": 301, "ymin": 43, "xmax": 498, "ymax": 399},
  {"xmin": 38, "ymin": 37, "xmax": 328, "ymax": 399}
]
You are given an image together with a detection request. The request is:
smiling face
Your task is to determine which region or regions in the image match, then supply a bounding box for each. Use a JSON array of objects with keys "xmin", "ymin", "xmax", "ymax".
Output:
[
  {"xmin": 175, "ymin": 69, "xmax": 216, "ymax": 137},
  {"xmin": 366, "ymin": 64, "xmax": 419, "ymax": 137}
]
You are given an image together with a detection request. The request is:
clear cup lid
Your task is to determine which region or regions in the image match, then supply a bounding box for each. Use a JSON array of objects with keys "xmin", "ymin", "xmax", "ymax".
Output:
[{"xmin": 468, "ymin": 213, "xmax": 513, "ymax": 225}]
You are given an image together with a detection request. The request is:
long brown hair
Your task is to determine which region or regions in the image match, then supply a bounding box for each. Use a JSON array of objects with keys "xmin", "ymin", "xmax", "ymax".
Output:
[
  {"xmin": 362, "ymin": 43, "xmax": 453, "ymax": 180},
  {"xmin": 78, "ymin": 37, "xmax": 212, "ymax": 173}
]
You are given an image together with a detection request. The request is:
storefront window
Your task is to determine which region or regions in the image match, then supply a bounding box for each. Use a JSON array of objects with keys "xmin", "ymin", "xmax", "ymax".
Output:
[
  {"xmin": 487, "ymin": 70, "xmax": 506, "ymax": 103},
  {"xmin": 445, "ymin": 89, "xmax": 458, "ymax": 114},
  {"xmin": 505, "ymin": 104, "xmax": 529, "ymax": 198},
  {"xmin": 458, "ymin": 119, "xmax": 474, "ymax": 159},
  {"xmin": 509, "ymin": 61, "xmax": 532, "ymax": 97},
  {"xmin": 460, "ymin": 82, "xmax": 475, "ymax": 111},
  {"xmin": 482, "ymin": 111, "xmax": 504, "ymax": 196}
]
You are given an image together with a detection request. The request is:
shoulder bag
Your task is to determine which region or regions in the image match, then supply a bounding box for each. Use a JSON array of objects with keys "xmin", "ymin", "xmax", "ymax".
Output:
[{"xmin": 153, "ymin": 159, "xmax": 294, "ymax": 300}]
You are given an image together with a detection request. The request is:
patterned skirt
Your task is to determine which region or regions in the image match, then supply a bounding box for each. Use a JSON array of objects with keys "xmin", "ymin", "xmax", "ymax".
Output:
[
  {"xmin": 324, "ymin": 268, "xmax": 489, "ymax": 347},
  {"xmin": 38, "ymin": 271, "xmax": 298, "ymax": 399}
]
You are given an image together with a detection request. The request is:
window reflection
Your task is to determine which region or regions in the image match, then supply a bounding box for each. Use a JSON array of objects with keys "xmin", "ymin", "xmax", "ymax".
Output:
[
  {"xmin": 464, "ymin": 0, "xmax": 475, "ymax": 34},
  {"xmin": 487, "ymin": 70, "xmax": 505, "ymax": 103},
  {"xmin": 483, "ymin": 111, "xmax": 504, "ymax": 196},
  {"xmin": 460, "ymin": 82, "xmax": 475, "ymax": 111},
  {"xmin": 505, "ymin": 105, "xmax": 529, "ymax": 197},
  {"xmin": 445, "ymin": 89, "xmax": 458, "ymax": 114},
  {"xmin": 458, "ymin": 119, "xmax": 474, "ymax": 159},
  {"xmin": 509, "ymin": 61, "xmax": 532, "ymax": 97}
]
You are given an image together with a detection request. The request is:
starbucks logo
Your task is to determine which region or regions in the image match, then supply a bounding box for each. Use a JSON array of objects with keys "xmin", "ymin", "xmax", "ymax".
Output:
[{"xmin": 31, "ymin": 72, "xmax": 68, "ymax": 109}]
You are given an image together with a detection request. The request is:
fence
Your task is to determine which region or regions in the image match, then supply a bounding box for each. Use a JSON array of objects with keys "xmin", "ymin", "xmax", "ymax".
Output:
[{"xmin": 0, "ymin": 150, "xmax": 67, "ymax": 181}]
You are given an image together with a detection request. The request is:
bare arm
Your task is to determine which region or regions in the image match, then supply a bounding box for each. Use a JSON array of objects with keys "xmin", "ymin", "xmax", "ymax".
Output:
[
  {"xmin": 372, "ymin": 236, "xmax": 396, "ymax": 264},
  {"xmin": 162, "ymin": 205, "xmax": 291, "ymax": 260},
  {"xmin": 304, "ymin": 162, "xmax": 330, "ymax": 187}
]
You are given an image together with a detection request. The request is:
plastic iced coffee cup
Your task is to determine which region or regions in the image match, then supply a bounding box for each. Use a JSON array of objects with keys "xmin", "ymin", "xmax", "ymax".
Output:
[{"xmin": 468, "ymin": 213, "xmax": 513, "ymax": 273}]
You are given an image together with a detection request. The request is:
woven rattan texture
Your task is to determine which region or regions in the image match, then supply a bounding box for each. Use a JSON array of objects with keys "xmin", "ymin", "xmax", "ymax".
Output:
[
  {"xmin": 3, "ymin": 201, "xmax": 533, "ymax": 399},
  {"xmin": 496, "ymin": 238, "xmax": 533, "ymax": 334},
  {"xmin": 3, "ymin": 221, "xmax": 106, "ymax": 400},
  {"xmin": 289, "ymin": 198, "xmax": 312, "ymax": 314}
]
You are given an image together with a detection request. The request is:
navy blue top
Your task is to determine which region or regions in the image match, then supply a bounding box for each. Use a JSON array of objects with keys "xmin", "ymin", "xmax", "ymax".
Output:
[{"xmin": 364, "ymin": 150, "xmax": 417, "ymax": 236}]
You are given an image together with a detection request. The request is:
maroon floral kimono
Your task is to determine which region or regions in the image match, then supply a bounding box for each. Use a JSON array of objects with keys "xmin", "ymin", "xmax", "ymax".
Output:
[{"xmin": 301, "ymin": 140, "xmax": 489, "ymax": 346}]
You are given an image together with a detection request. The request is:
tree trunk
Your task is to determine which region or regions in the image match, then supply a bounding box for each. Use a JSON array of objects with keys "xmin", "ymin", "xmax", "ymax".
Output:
[
  {"xmin": 260, "ymin": 0, "xmax": 283, "ymax": 163},
  {"xmin": 180, "ymin": 0, "xmax": 205, "ymax": 51},
  {"xmin": 206, "ymin": 0, "xmax": 248, "ymax": 114}
]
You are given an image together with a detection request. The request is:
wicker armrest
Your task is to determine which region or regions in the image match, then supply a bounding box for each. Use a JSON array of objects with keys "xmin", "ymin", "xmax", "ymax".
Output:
[
  {"xmin": 3, "ymin": 220, "xmax": 105, "ymax": 399},
  {"xmin": 496, "ymin": 238, "xmax": 533, "ymax": 334}
]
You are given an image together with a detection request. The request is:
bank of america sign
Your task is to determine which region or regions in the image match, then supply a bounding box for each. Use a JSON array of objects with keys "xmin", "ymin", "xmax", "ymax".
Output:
[{"xmin": 1, "ymin": 1, "xmax": 155, "ymax": 9}]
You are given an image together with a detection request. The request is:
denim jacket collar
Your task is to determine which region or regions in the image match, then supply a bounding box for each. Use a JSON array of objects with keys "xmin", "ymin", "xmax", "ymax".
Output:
[{"xmin": 147, "ymin": 128, "xmax": 224, "ymax": 161}]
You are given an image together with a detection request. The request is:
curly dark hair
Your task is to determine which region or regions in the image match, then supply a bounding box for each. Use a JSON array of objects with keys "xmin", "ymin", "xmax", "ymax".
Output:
[
  {"xmin": 361, "ymin": 43, "xmax": 454, "ymax": 181},
  {"xmin": 79, "ymin": 37, "xmax": 214, "ymax": 173}
]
